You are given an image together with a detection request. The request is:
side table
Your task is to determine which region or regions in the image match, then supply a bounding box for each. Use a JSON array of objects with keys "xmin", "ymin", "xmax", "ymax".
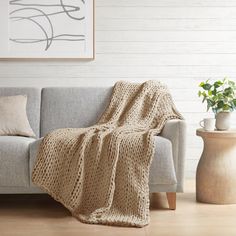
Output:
[{"xmin": 196, "ymin": 128, "xmax": 236, "ymax": 204}]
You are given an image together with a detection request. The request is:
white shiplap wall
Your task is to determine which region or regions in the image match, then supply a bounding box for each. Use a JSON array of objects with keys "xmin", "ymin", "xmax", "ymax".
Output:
[{"xmin": 1, "ymin": 0, "xmax": 236, "ymax": 177}]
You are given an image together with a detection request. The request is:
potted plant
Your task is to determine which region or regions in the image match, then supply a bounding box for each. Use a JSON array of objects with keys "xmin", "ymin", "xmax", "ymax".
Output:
[{"xmin": 198, "ymin": 78, "xmax": 236, "ymax": 130}]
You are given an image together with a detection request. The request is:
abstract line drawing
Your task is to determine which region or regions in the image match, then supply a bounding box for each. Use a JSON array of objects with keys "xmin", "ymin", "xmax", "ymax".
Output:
[
  {"xmin": 0, "ymin": 0, "xmax": 93, "ymax": 58},
  {"xmin": 9, "ymin": 0, "xmax": 86, "ymax": 51}
]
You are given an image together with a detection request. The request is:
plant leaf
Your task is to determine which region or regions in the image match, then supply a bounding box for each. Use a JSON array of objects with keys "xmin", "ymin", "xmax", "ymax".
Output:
[
  {"xmin": 217, "ymin": 100, "xmax": 224, "ymax": 109},
  {"xmin": 202, "ymin": 83, "xmax": 212, "ymax": 90},
  {"xmin": 199, "ymin": 82, "xmax": 205, "ymax": 87},
  {"xmin": 223, "ymin": 104, "xmax": 230, "ymax": 111}
]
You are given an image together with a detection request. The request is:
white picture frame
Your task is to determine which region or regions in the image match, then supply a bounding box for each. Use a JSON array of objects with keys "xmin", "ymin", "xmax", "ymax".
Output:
[{"xmin": 0, "ymin": 0, "xmax": 94, "ymax": 59}]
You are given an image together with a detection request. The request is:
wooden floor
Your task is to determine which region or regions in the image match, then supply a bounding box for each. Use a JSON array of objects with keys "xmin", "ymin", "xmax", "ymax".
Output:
[{"xmin": 1, "ymin": 180, "xmax": 236, "ymax": 236}]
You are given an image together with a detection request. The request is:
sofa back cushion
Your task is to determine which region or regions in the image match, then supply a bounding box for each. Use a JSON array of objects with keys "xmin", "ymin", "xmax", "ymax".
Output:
[
  {"xmin": 0, "ymin": 88, "xmax": 41, "ymax": 138},
  {"xmin": 40, "ymin": 87, "xmax": 113, "ymax": 137}
]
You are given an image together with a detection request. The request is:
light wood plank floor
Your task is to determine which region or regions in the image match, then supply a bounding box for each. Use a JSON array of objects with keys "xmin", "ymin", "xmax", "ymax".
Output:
[{"xmin": 1, "ymin": 180, "xmax": 236, "ymax": 236}]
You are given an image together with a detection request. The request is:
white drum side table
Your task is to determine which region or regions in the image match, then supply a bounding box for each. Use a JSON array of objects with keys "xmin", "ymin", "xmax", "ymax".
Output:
[{"xmin": 196, "ymin": 128, "xmax": 236, "ymax": 204}]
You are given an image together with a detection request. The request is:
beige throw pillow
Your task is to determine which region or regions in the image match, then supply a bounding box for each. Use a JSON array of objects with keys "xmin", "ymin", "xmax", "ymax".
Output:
[{"xmin": 0, "ymin": 95, "xmax": 35, "ymax": 137}]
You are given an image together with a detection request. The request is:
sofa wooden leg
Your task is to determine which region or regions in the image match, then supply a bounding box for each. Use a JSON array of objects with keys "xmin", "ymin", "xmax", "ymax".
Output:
[{"xmin": 166, "ymin": 192, "xmax": 176, "ymax": 210}]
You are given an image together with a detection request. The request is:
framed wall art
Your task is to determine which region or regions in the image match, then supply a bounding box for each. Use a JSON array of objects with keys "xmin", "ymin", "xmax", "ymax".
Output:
[{"xmin": 0, "ymin": 0, "xmax": 94, "ymax": 59}]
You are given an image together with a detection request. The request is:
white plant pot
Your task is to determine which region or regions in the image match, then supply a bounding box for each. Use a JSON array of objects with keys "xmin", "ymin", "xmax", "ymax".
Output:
[{"xmin": 215, "ymin": 112, "xmax": 231, "ymax": 131}]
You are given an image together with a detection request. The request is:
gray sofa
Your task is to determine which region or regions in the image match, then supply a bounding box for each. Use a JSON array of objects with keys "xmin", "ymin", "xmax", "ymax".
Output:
[{"xmin": 0, "ymin": 87, "xmax": 186, "ymax": 208}]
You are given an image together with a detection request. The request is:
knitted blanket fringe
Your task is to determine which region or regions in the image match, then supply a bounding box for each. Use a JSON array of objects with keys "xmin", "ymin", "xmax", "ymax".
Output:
[{"xmin": 32, "ymin": 80, "xmax": 182, "ymax": 227}]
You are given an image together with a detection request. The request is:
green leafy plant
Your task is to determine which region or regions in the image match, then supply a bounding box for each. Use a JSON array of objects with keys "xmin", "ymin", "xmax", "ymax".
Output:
[{"xmin": 198, "ymin": 78, "xmax": 236, "ymax": 114}]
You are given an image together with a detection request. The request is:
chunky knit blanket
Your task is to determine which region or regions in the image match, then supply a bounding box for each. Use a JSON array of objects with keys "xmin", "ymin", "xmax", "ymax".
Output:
[{"xmin": 32, "ymin": 80, "xmax": 182, "ymax": 227}]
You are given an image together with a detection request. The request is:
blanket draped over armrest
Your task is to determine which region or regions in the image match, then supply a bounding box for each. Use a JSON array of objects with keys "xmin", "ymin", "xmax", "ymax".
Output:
[{"xmin": 32, "ymin": 80, "xmax": 183, "ymax": 227}]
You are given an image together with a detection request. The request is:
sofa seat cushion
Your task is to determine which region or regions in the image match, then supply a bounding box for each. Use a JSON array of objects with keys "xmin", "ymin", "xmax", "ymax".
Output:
[
  {"xmin": 29, "ymin": 138, "xmax": 43, "ymax": 186},
  {"xmin": 29, "ymin": 136, "xmax": 177, "ymax": 187},
  {"xmin": 0, "ymin": 136, "xmax": 35, "ymax": 187}
]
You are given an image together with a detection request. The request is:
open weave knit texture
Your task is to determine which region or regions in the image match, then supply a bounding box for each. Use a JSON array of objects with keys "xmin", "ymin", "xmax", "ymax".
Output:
[{"xmin": 32, "ymin": 80, "xmax": 182, "ymax": 227}]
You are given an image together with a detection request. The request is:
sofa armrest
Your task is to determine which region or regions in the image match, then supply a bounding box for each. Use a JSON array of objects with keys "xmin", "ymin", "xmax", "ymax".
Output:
[{"xmin": 160, "ymin": 119, "xmax": 187, "ymax": 192}]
